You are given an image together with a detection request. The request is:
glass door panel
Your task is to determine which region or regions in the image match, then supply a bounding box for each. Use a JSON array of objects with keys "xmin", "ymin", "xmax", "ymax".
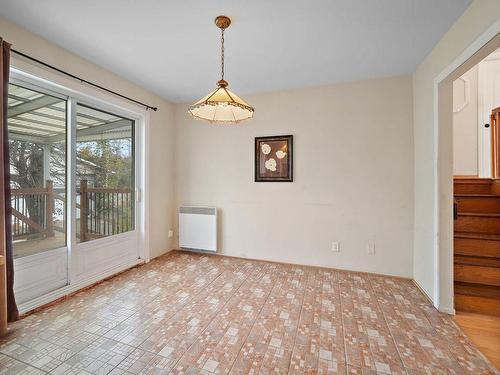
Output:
[
  {"xmin": 8, "ymin": 82, "xmax": 69, "ymax": 305},
  {"xmin": 7, "ymin": 83, "xmax": 67, "ymax": 258},
  {"xmin": 75, "ymin": 104, "xmax": 135, "ymax": 243}
]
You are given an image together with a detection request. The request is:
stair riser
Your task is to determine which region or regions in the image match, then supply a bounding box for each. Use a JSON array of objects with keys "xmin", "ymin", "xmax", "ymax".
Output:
[
  {"xmin": 454, "ymin": 255, "xmax": 500, "ymax": 267},
  {"xmin": 454, "ymin": 216, "xmax": 500, "ymax": 235},
  {"xmin": 454, "ymin": 183, "xmax": 493, "ymax": 195},
  {"xmin": 456, "ymin": 197, "xmax": 500, "ymax": 213},
  {"xmin": 455, "ymin": 294, "xmax": 500, "ymax": 316},
  {"xmin": 454, "ymin": 264, "xmax": 500, "ymax": 286},
  {"xmin": 493, "ymin": 181, "xmax": 500, "ymax": 195},
  {"xmin": 455, "ymin": 282, "xmax": 500, "ymax": 299},
  {"xmin": 454, "ymin": 237, "xmax": 500, "ymax": 258}
]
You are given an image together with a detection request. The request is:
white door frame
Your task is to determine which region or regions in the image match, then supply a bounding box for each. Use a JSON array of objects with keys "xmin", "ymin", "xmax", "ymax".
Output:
[
  {"xmin": 477, "ymin": 50, "xmax": 500, "ymax": 177},
  {"xmin": 433, "ymin": 24, "xmax": 500, "ymax": 314},
  {"xmin": 9, "ymin": 66, "xmax": 151, "ymax": 313}
]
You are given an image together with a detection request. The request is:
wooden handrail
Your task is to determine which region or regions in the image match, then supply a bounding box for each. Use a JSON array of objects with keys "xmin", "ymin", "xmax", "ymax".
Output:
[
  {"xmin": 86, "ymin": 187, "xmax": 131, "ymax": 193},
  {"xmin": 11, "ymin": 188, "xmax": 51, "ymax": 195}
]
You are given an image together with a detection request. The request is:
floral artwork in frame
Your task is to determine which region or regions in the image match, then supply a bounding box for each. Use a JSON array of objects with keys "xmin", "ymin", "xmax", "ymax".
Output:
[{"xmin": 255, "ymin": 135, "xmax": 293, "ymax": 182}]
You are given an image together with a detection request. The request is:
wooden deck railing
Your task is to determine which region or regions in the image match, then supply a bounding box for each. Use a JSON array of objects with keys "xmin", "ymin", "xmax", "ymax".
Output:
[
  {"xmin": 11, "ymin": 179, "xmax": 133, "ymax": 242},
  {"xmin": 11, "ymin": 180, "xmax": 54, "ymax": 239},
  {"xmin": 78, "ymin": 180, "xmax": 133, "ymax": 242}
]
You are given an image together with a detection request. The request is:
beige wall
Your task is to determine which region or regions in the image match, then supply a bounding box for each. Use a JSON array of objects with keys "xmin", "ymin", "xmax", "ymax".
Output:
[
  {"xmin": 0, "ymin": 16, "xmax": 176, "ymax": 259},
  {"xmin": 453, "ymin": 66, "xmax": 478, "ymax": 176},
  {"xmin": 6, "ymin": 0, "xmax": 499, "ymax": 300},
  {"xmin": 175, "ymin": 76, "xmax": 414, "ymax": 277},
  {"xmin": 413, "ymin": 0, "xmax": 500, "ymax": 310}
]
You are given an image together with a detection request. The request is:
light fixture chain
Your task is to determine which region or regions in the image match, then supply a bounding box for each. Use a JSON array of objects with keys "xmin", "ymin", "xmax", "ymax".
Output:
[{"xmin": 221, "ymin": 28, "xmax": 225, "ymax": 80}]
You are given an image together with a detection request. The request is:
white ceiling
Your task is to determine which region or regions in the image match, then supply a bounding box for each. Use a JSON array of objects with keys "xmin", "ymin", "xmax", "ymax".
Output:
[{"xmin": 0, "ymin": 0, "xmax": 471, "ymax": 103}]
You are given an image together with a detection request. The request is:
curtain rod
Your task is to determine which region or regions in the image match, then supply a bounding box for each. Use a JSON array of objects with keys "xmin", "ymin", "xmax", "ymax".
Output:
[{"xmin": 11, "ymin": 49, "xmax": 158, "ymax": 111}]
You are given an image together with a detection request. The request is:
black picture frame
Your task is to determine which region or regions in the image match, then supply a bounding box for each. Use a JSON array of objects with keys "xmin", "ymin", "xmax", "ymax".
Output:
[{"xmin": 254, "ymin": 135, "xmax": 293, "ymax": 182}]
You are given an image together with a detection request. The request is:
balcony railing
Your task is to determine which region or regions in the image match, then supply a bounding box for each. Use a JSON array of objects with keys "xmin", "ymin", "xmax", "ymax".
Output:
[
  {"xmin": 78, "ymin": 180, "xmax": 133, "ymax": 241},
  {"xmin": 11, "ymin": 180, "xmax": 55, "ymax": 239},
  {"xmin": 11, "ymin": 179, "xmax": 133, "ymax": 243}
]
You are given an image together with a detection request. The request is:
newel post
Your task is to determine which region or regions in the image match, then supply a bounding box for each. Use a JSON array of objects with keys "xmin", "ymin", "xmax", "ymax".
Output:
[
  {"xmin": 45, "ymin": 180, "xmax": 54, "ymax": 237},
  {"xmin": 80, "ymin": 180, "xmax": 88, "ymax": 242},
  {"xmin": 491, "ymin": 109, "xmax": 500, "ymax": 178}
]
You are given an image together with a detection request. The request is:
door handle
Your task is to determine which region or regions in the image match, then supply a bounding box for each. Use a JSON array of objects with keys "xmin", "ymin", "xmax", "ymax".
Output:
[{"xmin": 485, "ymin": 123, "xmax": 490, "ymax": 128}]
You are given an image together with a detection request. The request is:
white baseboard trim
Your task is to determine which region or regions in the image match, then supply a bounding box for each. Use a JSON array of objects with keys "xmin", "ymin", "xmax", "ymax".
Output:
[
  {"xmin": 18, "ymin": 258, "xmax": 144, "ymax": 315},
  {"xmin": 438, "ymin": 306, "xmax": 456, "ymax": 315},
  {"xmin": 412, "ymin": 279, "xmax": 455, "ymax": 315},
  {"xmin": 201, "ymin": 250, "xmax": 412, "ymax": 280},
  {"xmin": 412, "ymin": 279, "xmax": 436, "ymax": 305}
]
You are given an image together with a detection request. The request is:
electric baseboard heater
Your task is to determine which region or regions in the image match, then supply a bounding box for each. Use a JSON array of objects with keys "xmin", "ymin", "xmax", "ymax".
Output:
[{"xmin": 179, "ymin": 206, "xmax": 217, "ymax": 252}]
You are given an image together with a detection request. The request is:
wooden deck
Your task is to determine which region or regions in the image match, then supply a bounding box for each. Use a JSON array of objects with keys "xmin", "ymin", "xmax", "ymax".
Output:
[{"xmin": 13, "ymin": 231, "xmax": 65, "ymax": 258}]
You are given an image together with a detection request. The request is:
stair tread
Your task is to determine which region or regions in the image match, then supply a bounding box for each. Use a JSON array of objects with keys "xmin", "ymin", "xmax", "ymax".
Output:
[
  {"xmin": 453, "ymin": 177, "xmax": 495, "ymax": 181},
  {"xmin": 455, "ymin": 232, "xmax": 500, "ymax": 240},
  {"xmin": 454, "ymin": 257, "xmax": 500, "ymax": 267},
  {"xmin": 455, "ymin": 193, "xmax": 500, "ymax": 197},
  {"xmin": 457, "ymin": 212, "xmax": 500, "ymax": 217}
]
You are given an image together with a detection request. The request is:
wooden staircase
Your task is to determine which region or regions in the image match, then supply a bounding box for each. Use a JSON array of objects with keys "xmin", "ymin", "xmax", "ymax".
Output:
[{"xmin": 454, "ymin": 178, "xmax": 500, "ymax": 315}]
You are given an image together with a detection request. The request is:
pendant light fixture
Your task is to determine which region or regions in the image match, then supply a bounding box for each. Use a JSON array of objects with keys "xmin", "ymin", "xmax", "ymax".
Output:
[{"xmin": 188, "ymin": 15, "xmax": 254, "ymax": 124}]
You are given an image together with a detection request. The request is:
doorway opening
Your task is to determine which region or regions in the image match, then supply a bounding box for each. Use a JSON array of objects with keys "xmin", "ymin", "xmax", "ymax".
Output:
[
  {"xmin": 434, "ymin": 30, "xmax": 500, "ymax": 367},
  {"xmin": 452, "ymin": 45, "xmax": 500, "ymax": 317}
]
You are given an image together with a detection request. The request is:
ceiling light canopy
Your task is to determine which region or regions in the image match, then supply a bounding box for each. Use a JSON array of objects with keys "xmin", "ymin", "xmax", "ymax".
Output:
[{"xmin": 188, "ymin": 16, "xmax": 254, "ymax": 125}]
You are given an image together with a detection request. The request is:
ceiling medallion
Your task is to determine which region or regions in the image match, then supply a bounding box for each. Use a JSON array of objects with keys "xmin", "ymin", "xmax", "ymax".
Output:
[{"xmin": 188, "ymin": 15, "xmax": 254, "ymax": 125}]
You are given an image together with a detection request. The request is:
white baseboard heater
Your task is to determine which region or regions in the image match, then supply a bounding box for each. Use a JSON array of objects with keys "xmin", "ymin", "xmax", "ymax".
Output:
[{"xmin": 179, "ymin": 206, "xmax": 217, "ymax": 252}]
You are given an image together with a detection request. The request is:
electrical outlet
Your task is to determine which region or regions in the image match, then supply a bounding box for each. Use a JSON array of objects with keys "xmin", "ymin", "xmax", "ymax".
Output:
[
  {"xmin": 168, "ymin": 229, "xmax": 174, "ymax": 238},
  {"xmin": 367, "ymin": 242, "xmax": 375, "ymax": 255},
  {"xmin": 331, "ymin": 241, "xmax": 340, "ymax": 252}
]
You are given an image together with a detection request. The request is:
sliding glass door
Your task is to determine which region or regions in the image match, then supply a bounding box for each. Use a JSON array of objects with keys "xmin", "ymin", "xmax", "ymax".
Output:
[
  {"xmin": 75, "ymin": 104, "xmax": 135, "ymax": 244},
  {"xmin": 7, "ymin": 76, "xmax": 141, "ymax": 308},
  {"xmin": 8, "ymin": 83, "xmax": 67, "ymax": 256},
  {"xmin": 7, "ymin": 83, "xmax": 69, "ymax": 303}
]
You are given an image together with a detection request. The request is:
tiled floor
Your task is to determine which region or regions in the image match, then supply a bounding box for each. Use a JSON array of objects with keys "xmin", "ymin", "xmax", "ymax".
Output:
[{"xmin": 1, "ymin": 251, "xmax": 498, "ymax": 375}]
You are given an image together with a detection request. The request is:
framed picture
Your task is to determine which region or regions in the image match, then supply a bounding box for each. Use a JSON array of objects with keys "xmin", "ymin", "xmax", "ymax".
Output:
[{"xmin": 255, "ymin": 135, "xmax": 293, "ymax": 182}]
